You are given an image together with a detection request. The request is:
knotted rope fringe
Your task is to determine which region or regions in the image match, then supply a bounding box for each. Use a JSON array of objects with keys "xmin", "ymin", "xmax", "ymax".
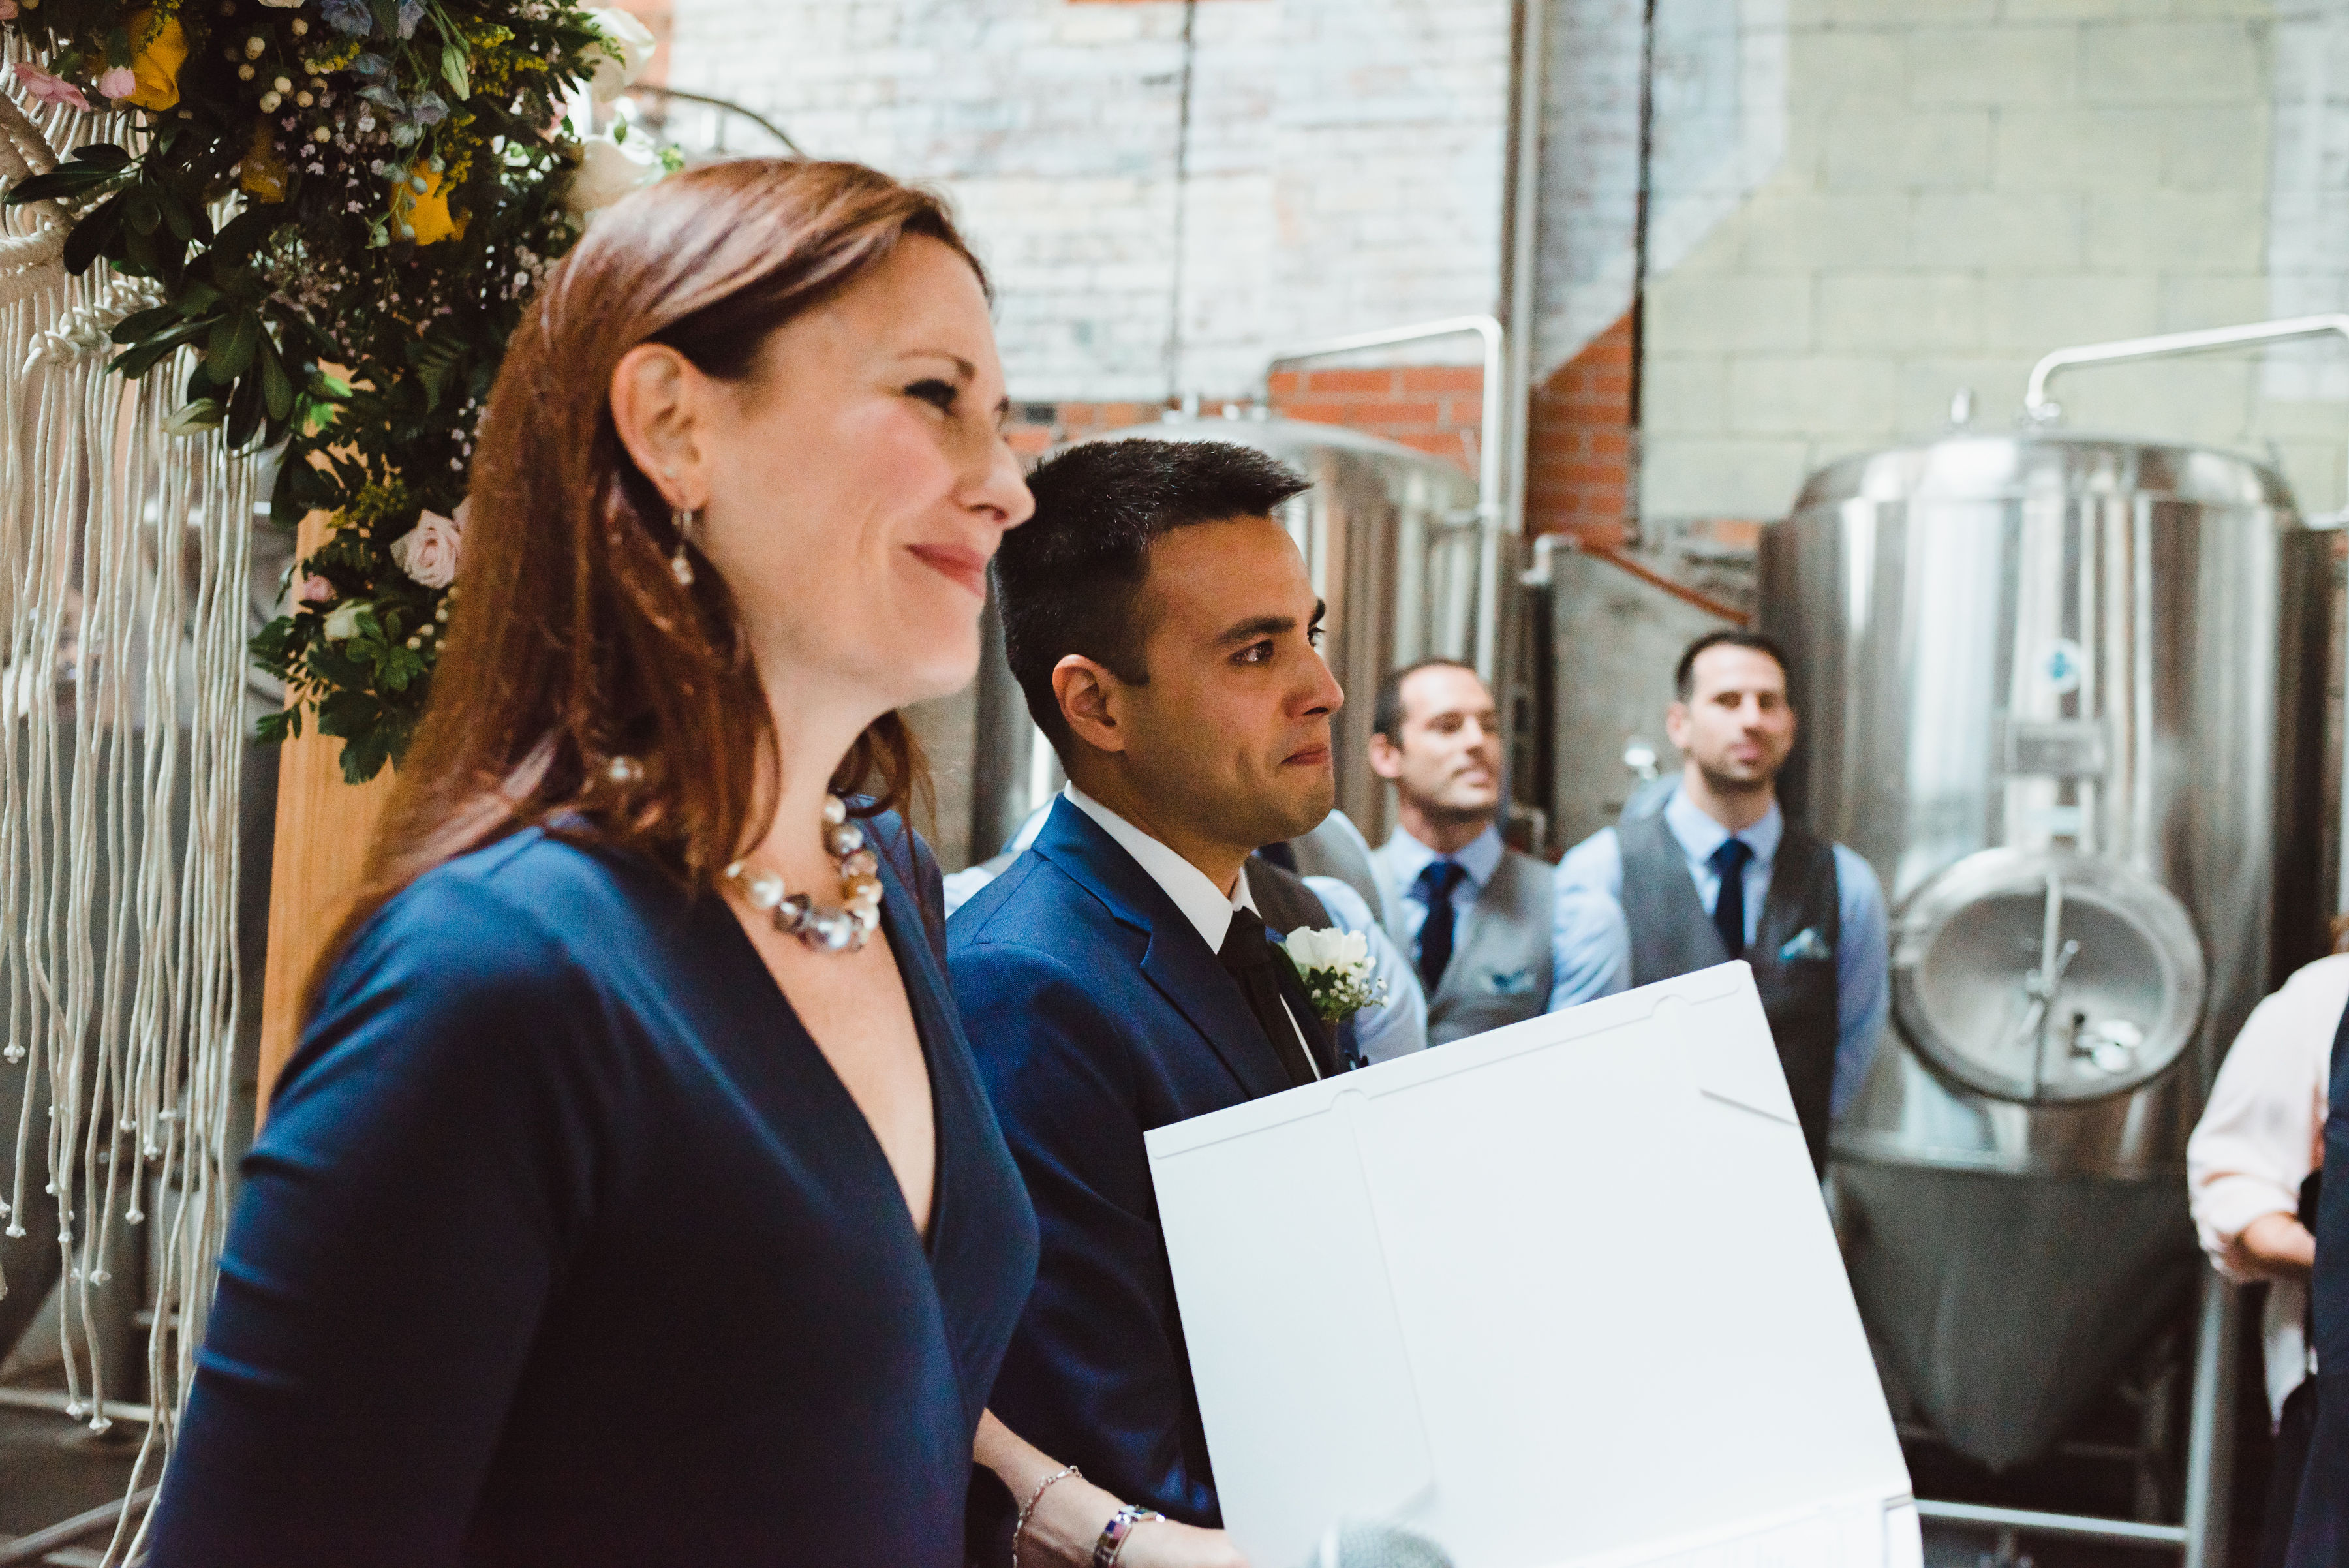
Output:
[{"xmin": 2, "ymin": 51, "xmax": 256, "ymax": 1565}]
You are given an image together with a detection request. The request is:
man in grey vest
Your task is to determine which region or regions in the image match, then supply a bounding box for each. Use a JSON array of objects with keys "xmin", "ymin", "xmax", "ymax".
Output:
[
  {"xmin": 1368, "ymin": 658, "xmax": 1589, "ymax": 1045},
  {"xmin": 1551, "ymin": 629, "xmax": 1888, "ymax": 1173}
]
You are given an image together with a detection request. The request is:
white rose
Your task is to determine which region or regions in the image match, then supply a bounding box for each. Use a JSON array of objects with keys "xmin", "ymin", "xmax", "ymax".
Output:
[
  {"xmin": 389, "ymin": 508, "xmax": 464, "ymax": 589},
  {"xmin": 1282, "ymin": 926, "xmax": 1367, "ymax": 975},
  {"xmin": 564, "ymin": 132, "xmax": 662, "ymax": 219},
  {"xmin": 581, "ymin": 8, "xmax": 657, "ymax": 102},
  {"xmin": 322, "ymin": 600, "xmax": 371, "ymax": 641}
]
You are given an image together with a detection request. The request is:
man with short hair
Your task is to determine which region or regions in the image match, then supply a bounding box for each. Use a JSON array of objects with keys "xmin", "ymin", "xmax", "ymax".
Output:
[
  {"xmin": 952, "ymin": 437, "xmax": 1413, "ymax": 1549},
  {"xmin": 1551, "ymin": 628, "xmax": 1888, "ymax": 1174},
  {"xmin": 1366, "ymin": 658, "xmax": 1618, "ymax": 1043}
]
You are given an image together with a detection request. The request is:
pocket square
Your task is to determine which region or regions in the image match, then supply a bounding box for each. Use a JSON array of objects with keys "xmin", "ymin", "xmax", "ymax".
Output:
[
  {"xmin": 1479, "ymin": 966, "xmax": 1539, "ymax": 996},
  {"xmin": 1778, "ymin": 927, "xmax": 1832, "ymax": 963}
]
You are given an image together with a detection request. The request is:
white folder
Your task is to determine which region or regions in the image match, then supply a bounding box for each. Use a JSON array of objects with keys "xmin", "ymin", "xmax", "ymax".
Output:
[{"xmin": 1144, "ymin": 962, "xmax": 1922, "ymax": 1568}]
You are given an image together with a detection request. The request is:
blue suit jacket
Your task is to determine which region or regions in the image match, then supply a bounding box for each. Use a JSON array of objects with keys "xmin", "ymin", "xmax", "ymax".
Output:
[{"xmin": 950, "ymin": 798, "xmax": 1342, "ymax": 1528}]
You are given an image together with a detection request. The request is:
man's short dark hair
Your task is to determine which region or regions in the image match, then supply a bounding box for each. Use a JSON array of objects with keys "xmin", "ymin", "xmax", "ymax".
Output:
[
  {"xmin": 994, "ymin": 437, "xmax": 1311, "ymax": 756},
  {"xmin": 1371, "ymin": 658, "xmax": 1482, "ymax": 743},
  {"xmin": 1674, "ymin": 629, "xmax": 1791, "ymax": 701}
]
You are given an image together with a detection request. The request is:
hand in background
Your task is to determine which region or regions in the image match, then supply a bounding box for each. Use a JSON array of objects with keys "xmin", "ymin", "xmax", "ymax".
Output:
[{"xmin": 2233, "ymin": 1210, "xmax": 2317, "ymax": 1280}]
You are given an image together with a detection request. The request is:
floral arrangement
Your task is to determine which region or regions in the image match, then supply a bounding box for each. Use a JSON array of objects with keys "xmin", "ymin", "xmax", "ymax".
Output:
[
  {"xmin": 1279, "ymin": 926, "xmax": 1389, "ymax": 1025},
  {"xmin": 5, "ymin": 0, "xmax": 672, "ymax": 780}
]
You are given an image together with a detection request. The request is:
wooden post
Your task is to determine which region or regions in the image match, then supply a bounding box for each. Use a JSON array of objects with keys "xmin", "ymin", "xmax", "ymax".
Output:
[{"xmin": 254, "ymin": 510, "xmax": 395, "ymax": 1112}]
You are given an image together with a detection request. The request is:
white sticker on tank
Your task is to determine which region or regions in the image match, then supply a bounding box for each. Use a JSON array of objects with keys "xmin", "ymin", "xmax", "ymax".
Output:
[{"xmin": 2039, "ymin": 638, "xmax": 2084, "ymax": 695}]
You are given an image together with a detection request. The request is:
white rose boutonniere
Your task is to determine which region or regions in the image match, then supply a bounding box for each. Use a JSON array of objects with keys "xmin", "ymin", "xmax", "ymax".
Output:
[{"xmin": 1278, "ymin": 926, "xmax": 1387, "ymax": 1024}]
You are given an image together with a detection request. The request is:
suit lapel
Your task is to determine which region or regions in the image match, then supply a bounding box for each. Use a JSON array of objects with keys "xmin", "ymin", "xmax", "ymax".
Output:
[{"xmin": 1030, "ymin": 800, "xmax": 1293, "ymax": 1103}]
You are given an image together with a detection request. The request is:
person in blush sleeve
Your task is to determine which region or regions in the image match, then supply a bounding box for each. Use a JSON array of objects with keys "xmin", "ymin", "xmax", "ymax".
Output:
[{"xmin": 2188, "ymin": 947, "xmax": 2347, "ymax": 1568}]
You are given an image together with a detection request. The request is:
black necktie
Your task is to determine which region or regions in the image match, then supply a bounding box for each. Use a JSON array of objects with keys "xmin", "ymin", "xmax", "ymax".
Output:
[
  {"xmin": 1413, "ymin": 859, "xmax": 1468, "ymax": 991},
  {"xmin": 1709, "ymin": 837, "xmax": 1753, "ymax": 959},
  {"xmin": 1218, "ymin": 909, "xmax": 1321, "ymax": 1090}
]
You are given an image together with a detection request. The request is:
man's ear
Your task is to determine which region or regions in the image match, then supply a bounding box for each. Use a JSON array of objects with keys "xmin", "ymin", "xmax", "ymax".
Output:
[
  {"xmin": 1367, "ymin": 731, "xmax": 1404, "ymax": 782},
  {"xmin": 1053, "ymin": 656, "xmax": 1128, "ymax": 756},
  {"xmin": 1663, "ymin": 699, "xmax": 1692, "ymax": 752}
]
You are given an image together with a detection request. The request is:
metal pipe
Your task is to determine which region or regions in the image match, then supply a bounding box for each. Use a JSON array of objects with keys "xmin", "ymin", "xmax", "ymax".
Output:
[
  {"xmin": 2023, "ymin": 313, "xmax": 2349, "ymax": 425},
  {"xmin": 2179, "ymin": 1273, "xmax": 2239, "ymax": 1568},
  {"xmin": 1262, "ymin": 315, "xmax": 1507, "ymax": 681},
  {"xmin": 1913, "ymin": 1500, "xmax": 2187, "ymax": 1549}
]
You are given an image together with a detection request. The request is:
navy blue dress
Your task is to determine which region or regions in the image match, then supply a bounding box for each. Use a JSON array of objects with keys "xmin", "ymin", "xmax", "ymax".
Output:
[{"xmin": 149, "ymin": 817, "xmax": 1037, "ymax": 1568}]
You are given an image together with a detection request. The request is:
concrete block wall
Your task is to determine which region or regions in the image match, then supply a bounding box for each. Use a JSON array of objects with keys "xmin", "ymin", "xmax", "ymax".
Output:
[
  {"xmin": 1640, "ymin": 0, "xmax": 2349, "ymax": 537},
  {"xmin": 666, "ymin": 0, "xmax": 1512, "ymax": 406}
]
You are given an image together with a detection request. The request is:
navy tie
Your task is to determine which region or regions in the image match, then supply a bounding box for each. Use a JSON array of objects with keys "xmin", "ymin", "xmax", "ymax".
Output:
[
  {"xmin": 1709, "ymin": 837, "xmax": 1753, "ymax": 959},
  {"xmin": 1413, "ymin": 859, "xmax": 1469, "ymax": 991}
]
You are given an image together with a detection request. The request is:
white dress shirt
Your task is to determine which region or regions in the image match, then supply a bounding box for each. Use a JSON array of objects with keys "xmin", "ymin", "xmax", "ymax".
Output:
[
  {"xmin": 1060, "ymin": 784, "xmax": 1321, "ymax": 1078},
  {"xmin": 944, "ymin": 799, "xmax": 1425, "ymax": 1063},
  {"xmin": 2187, "ymin": 952, "xmax": 2347, "ymax": 1421}
]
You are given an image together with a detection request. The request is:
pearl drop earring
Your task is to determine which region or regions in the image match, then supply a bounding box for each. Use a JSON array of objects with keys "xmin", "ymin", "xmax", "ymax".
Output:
[{"xmin": 670, "ymin": 505, "xmax": 698, "ymax": 587}]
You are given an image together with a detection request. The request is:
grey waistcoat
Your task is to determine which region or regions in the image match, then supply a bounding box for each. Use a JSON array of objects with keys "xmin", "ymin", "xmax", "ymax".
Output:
[
  {"xmin": 1385, "ymin": 848, "xmax": 1556, "ymax": 1048},
  {"xmin": 1617, "ymin": 808, "xmax": 1840, "ymax": 1173}
]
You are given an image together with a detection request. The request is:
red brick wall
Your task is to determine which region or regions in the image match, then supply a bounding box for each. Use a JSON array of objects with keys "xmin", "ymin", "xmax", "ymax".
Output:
[
  {"xmin": 1007, "ymin": 366, "xmax": 1485, "ymax": 475},
  {"xmin": 1526, "ymin": 311, "xmax": 1634, "ymax": 547}
]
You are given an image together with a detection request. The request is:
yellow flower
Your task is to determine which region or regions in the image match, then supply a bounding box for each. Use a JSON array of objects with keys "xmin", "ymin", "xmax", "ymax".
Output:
[
  {"xmin": 239, "ymin": 119, "xmax": 288, "ymax": 203},
  {"xmin": 392, "ymin": 166, "xmax": 463, "ymax": 247},
  {"xmin": 119, "ymin": 10, "xmax": 187, "ymax": 112}
]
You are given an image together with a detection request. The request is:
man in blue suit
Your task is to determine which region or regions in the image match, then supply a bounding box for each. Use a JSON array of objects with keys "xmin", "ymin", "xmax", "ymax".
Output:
[{"xmin": 954, "ymin": 437, "xmax": 1374, "ymax": 1564}]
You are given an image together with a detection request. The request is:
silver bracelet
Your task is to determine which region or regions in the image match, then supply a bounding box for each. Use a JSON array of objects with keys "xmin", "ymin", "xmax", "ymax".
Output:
[
  {"xmin": 1093, "ymin": 1503, "xmax": 1166, "ymax": 1568},
  {"xmin": 1010, "ymin": 1464, "xmax": 1080, "ymax": 1568}
]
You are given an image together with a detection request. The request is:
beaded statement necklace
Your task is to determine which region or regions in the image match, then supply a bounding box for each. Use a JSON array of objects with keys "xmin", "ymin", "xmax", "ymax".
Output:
[{"xmin": 724, "ymin": 794, "xmax": 884, "ymax": 953}]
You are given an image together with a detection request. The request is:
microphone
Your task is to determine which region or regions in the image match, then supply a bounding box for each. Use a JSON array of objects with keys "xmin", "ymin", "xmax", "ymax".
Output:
[{"xmin": 1304, "ymin": 1520, "xmax": 1455, "ymax": 1568}]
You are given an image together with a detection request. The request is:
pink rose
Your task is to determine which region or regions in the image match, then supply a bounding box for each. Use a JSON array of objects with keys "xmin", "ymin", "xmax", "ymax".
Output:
[
  {"xmin": 0, "ymin": 3, "xmax": 22, "ymax": 22},
  {"xmin": 96, "ymin": 66, "xmax": 138, "ymax": 102},
  {"xmin": 296, "ymin": 575, "xmax": 335, "ymax": 605},
  {"xmin": 12, "ymin": 65, "xmax": 93, "ymax": 113},
  {"xmin": 388, "ymin": 507, "xmax": 463, "ymax": 589}
]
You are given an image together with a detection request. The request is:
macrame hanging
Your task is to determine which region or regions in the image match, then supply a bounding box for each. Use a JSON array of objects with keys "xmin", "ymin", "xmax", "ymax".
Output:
[{"xmin": 0, "ymin": 61, "xmax": 256, "ymax": 1565}]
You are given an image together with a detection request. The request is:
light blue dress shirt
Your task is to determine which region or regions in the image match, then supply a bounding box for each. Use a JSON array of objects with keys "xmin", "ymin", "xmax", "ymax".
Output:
[
  {"xmin": 1550, "ymin": 785, "xmax": 1889, "ymax": 1118},
  {"xmin": 1375, "ymin": 823, "xmax": 1507, "ymax": 962}
]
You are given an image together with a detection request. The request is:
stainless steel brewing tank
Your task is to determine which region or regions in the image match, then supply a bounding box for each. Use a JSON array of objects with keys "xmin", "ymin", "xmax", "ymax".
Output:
[
  {"xmin": 1758, "ymin": 434, "xmax": 2331, "ymax": 1470},
  {"xmin": 1073, "ymin": 412, "xmax": 1492, "ymax": 847}
]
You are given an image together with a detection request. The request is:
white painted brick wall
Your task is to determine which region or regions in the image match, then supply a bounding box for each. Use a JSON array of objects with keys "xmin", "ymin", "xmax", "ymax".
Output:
[{"xmin": 668, "ymin": 0, "xmax": 1511, "ymax": 401}]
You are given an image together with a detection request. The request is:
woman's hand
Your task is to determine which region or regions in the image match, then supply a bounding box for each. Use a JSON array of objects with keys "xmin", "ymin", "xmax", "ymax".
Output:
[
  {"xmin": 976, "ymin": 1409, "xmax": 1251, "ymax": 1568},
  {"xmin": 1114, "ymin": 1518, "xmax": 1251, "ymax": 1568}
]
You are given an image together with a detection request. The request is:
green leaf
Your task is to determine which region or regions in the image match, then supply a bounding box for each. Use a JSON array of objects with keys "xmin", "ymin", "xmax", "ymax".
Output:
[
  {"xmin": 106, "ymin": 318, "xmax": 209, "ymax": 380},
  {"xmin": 442, "ymin": 38, "xmax": 472, "ymax": 99},
  {"xmin": 260, "ymin": 342, "xmax": 295, "ymax": 423},
  {"xmin": 124, "ymin": 191, "xmax": 162, "ymax": 236},
  {"xmin": 110, "ymin": 305, "xmax": 179, "ymax": 344},
  {"xmin": 6, "ymin": 164, "xmax": 128, "ymax": 206},
  {"xmin": 207, "ymin": 311, "xmax": 258, "ymax": 380},
  {"xmin": 60, "ymin": 192, "xmax": 128, "ymax": 275},
  {"xmin": 177, "ymin": 281, "xmax": 222, "ymax": 316},
  {"xmin": 70, "ymin": 144, "xmax": 132, "ymax": 172},
  {"xmin": 254, "ymin": 709, "xmax": 298, "ymax": 745},
  {"xmin": 224, "ymin": 363, "xmax": 267, "ymax": 448}
]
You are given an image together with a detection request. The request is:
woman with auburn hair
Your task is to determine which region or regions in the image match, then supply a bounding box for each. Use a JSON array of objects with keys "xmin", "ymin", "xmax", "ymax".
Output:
[{"xmin": 147, "ymin": 159, "xmax": 1039, "ymax": 1566}]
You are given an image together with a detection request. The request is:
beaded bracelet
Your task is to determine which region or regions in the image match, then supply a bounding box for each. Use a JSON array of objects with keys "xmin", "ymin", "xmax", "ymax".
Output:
[
  {"xmin": 1010, "ymin": 1464, "xmax": 1080, "ymax": 1568},
  {"xmin": 1092, "ymin": 1502, "xmax": 1166, "ymax": 1568}
]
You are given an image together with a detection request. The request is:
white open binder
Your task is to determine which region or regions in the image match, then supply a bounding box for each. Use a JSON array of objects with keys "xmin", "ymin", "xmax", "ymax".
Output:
[{"xmin": 1144, "ymin": 962, "xmax": 1922, "ymax": 1568}]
